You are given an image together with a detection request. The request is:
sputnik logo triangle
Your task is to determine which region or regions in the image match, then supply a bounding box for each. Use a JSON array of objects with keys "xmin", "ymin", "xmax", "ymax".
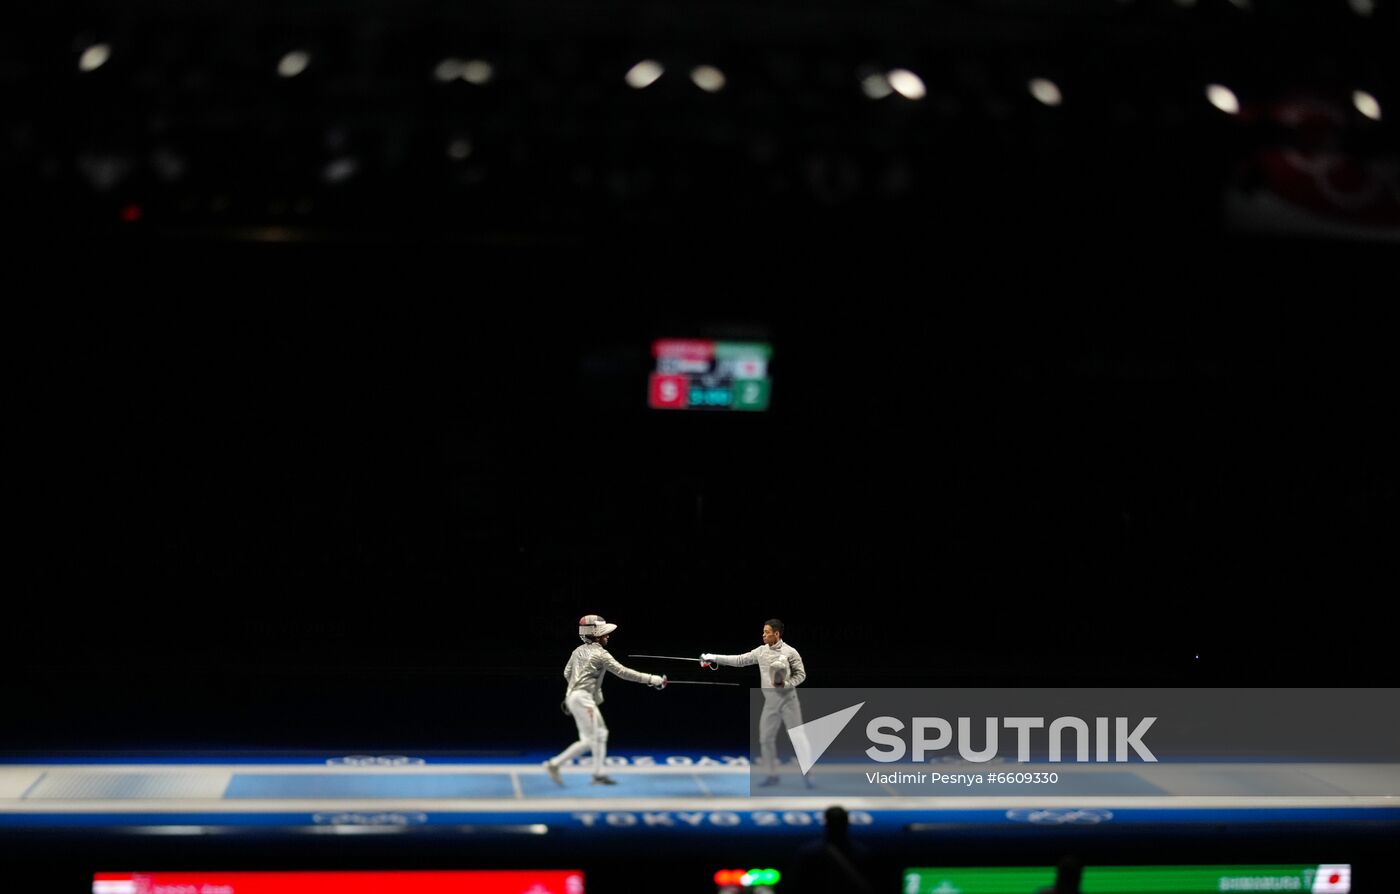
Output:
[{"xmin": 786, "ymin": 702, "xmax": 865, "ymax": 775}]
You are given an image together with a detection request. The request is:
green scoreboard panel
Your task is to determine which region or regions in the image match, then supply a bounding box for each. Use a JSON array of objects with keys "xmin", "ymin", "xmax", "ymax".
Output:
[{"xmin": 901, "ymin": 865, "xmax": 1351, "ymax": 894}]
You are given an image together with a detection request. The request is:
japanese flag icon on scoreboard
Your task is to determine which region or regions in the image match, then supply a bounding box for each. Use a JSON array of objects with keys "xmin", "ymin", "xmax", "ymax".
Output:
[{"xmin": 1312, "ymin": 865, "xmax": 1351, "ymax": 894}]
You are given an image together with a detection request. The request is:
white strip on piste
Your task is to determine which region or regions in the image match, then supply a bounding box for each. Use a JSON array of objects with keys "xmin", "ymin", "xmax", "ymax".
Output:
[{"xmin": 2, "ymin": 796, "xmax": 1400, "ymax": 814}]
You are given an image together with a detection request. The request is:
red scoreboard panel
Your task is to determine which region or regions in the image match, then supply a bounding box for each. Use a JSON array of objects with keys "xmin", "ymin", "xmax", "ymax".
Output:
[{"xmin": 93, "ymin": 870, "xmax": 585, "ymax": 894}]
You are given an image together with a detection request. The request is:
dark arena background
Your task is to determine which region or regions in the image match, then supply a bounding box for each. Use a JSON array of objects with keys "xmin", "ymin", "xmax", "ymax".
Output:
[{"xmin": 5, "ymin": 0, "xmax": 1400, "ymax": 891}]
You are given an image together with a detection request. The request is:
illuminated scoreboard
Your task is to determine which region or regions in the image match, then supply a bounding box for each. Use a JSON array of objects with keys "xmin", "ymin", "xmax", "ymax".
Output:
[{"xmin": 648, "ymin": 339, "xmax": 772, "ymax": 412}]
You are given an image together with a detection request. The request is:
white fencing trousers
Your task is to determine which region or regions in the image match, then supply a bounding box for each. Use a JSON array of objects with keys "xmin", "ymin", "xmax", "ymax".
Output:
[
  {"xmin": 549, "ymin": 689, "xmax": 609, "ymax": 776},
  {"xmin": 759, "ymin": 689, "xmax": 804, "ymax": 776}
]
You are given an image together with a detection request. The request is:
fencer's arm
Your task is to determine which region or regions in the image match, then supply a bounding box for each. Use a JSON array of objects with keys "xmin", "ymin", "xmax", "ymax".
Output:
[
  {"xmin": 602, "ymin": 650, "xmax": 659, "ymax": 686},
  {"xmin": 786, "ymin": 650, "xmax": 807, "ymax": 687},
  {"xmin": 704, "ymin": 646, "xmax": 762, "ymax": 667}
]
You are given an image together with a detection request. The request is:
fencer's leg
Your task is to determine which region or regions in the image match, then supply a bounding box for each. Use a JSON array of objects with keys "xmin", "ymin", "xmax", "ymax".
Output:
[
  {"xmin": 780, "ymin": 694, "xmax": 814, "ymax": 786},
  {"xmin": 592, "ymin": 707, "xmax": 609, "ymax": 775},
  {"xmin": 547, "ymin": 695, "xmax": 598, "ymax": 778},
  {"xmin": 780, "ymin": 693, "xmax": 804, "ymax": 731},
  {"xmin": 590, "ymin": 708, "xmax": 616, "ymax": 783},
  {"xmin": 551, "ymin": 738, "xmax": 590, "ymax": 766},
  {"xmin": 759, "ymin": 699, "xmax": 781, "ymax": 783}
]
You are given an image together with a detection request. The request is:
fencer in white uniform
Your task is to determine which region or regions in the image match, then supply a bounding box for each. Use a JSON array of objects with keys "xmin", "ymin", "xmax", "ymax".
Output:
[
  {"xmin": 544, "ymin": 614, "xmax": 666, "ymax": 786},
  {"xmin": 701, "ymin": 618, "xmax": 807, "ymax": 786}
]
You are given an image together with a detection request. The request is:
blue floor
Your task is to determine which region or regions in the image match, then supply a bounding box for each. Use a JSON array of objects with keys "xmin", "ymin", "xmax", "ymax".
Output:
[
  {"xmin": 224, "ymin": 774, "xmax": 520, "ymax": 799},
  {"xmin": 518, "ymin": 772, "xmax": 709, "ymax": 799}
]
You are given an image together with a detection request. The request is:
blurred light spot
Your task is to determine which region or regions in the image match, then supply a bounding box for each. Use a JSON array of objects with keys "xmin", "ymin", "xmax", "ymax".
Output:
[
  {"xmin": 77, "ymin": 154, "xmax": 131, "ymax": 191},
  {"xmin": 625, "ymin": 60, "xmax": 664, "ymax": 89},
  {"xmin": 1172, "ymin": 0, "xmax": 1197, "ymax": 7},
  {"xmin": 150, "ymin": 148, "xmax": 187, "ymax": 183},
  {"xmin": 1349, "ymin": 0, "xmax": 1374, "ymax": 16},
  {"xmin": 860, "ymin": 71, "xmax": 893, "ymax": 100},
  {"xmin": 79, "ymin": 44, "xmax": 111, "ymax": 73},
  {"xmin": 120, "ymin": 204, "xmax": 142, "ymax": 223},
  {"xmin": 322, "ymin": 157, "xmax": 358, "ymax": 184},
  {"xmin": 461, "ymin": 60, "xmax": 494, "ymax": 85},
  {"xmin": 1226, "ymin": 0, "xmax": 1251, "ymax": 9},
  {"xmin": 278, "ymin": 51, "xmax": 310, "ymax": 78},
  {"xmin": 434, "ymin": 58, "xmax": 465, "ymax": 83},
  {"xmin": 1206, "ymin": 84, "xmax": 1239, "ymax": 115},
  {"xmin": 1029, "ymin": 78, "xmax": 1063, "ymax": 107},
  {"xmin": 1353, "ymin": 90, "xmax": 1382, "ymax": 121},
  {"xmin": 887, "ymin": 69, "xmax": 926, "ymax": 101},
  {"xmin": 447, "ymin": 137, "xmax": 473, "ymax": 160},
  {"xmin": 690, "ymin": 65, "xmax": 726, "ymax": 93},
  {"xmin": 250, "ymin": 227, "xmax": 301, "ymax": 242}
]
